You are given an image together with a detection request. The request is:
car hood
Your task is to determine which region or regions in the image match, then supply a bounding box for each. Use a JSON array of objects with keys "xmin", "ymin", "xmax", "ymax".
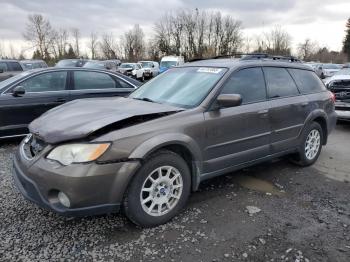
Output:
[
  {"xmin": 324, "ymin": 74, "xmax": 350, "ymax": 85},
  {"xmin": 29, "ymin": 97, "xmax": 183, "ymax": 144}
]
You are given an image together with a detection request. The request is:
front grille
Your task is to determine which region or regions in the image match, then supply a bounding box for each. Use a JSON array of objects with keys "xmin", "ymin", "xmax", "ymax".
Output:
[{"xmin": 22, "ymin": 134, "xmax": 48, "ymax": 159}]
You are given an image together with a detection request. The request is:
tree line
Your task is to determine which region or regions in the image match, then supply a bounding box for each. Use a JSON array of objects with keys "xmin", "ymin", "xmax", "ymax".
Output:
[{"xmin": 1, "ymin": 10, "xmax": 349, "ymax": 64}]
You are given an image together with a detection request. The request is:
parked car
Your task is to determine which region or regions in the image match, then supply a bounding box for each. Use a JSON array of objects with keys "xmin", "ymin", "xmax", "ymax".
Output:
[
  {"xmin": 55, "ymin": 59, "xmax": 88, "ymax": 68},
  {"xmin": 159, "ymin": 56, "xmax": 184, "ymax": 73},
  {"xmin": 138, "ymin": 61, "xmax": 159, "ymax": 79},
  {"xmin": 118, "ymin": 63, "xmax": 145, "ymax": 81},
  {"xmin": 320, "ymin": 64, "xmax": 342, "ymax": 79},
  {"xmin": 83, "ymin": 60, "xmax": 117, "ymax": 71},
  {"xmin": 343, "ymin": 63, "xmax": 350, "ymax": 68},
  {"xmin": 13, "ymin": 56, "xmax": 336, "ymax": 227},
  {"xmin": 0, "ymin": 68, "xmax": 141, "ymax": 139},
  {"xmin": 21, "ymin": 60, "xmax": 48, "ymax": 70},
  {"xmin": 0, "ymin": 59, "xmax": 25, "ymax": 82},
  {"xmin": 324, "ymin": 68, "xmax": 350, "ymax": 121}
]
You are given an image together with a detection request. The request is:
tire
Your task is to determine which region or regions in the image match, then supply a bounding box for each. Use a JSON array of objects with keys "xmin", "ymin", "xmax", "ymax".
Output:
[
  {"xmin": 123, "ymin": 150, "xmax": 191, "ymax": 227},
  {"xmin": 141, "ymin": 74, "xmax": 145, "ymax": 82},
  {"xmin": 292, "ymin": 122, "xmax": 323, "ymax": 167}
]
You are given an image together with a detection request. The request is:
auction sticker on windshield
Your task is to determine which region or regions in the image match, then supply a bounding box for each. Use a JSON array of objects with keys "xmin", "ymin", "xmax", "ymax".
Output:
[{"xmin": 197, "ymin": 68, "xmax": 223, "ymax": 74}]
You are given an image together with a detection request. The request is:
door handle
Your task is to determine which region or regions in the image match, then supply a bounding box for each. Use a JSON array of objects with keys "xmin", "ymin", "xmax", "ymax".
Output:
[
  {"xmin": 258, "ymin": 109, "xmax": 269, "ymax": 118},
  {"xmin": 55, "ymin": 98, "xmax": 66, "ymax": 103}
]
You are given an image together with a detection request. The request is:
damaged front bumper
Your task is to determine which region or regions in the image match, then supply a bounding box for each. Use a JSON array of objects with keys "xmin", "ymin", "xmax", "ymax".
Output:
[{"xmin": 13, "ymin": 139, "xmax": 141, "ymax": 217}]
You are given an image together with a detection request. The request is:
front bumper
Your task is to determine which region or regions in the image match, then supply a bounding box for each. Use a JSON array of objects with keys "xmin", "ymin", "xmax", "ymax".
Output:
[{"xmin": 13, "ymin": 144, "xmax": 141, "ymax": 217}]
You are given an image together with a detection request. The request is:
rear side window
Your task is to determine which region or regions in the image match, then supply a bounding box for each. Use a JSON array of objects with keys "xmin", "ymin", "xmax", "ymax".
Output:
[
  {"xmin": 20, "ymin": 71, "xmax": 67, "ymax": 92},
  {"xmin": 221, "ymin": 67, "xmax": 266, "ymax": 104},
  {"xmin": 7, "ymin": 62, "xmax": 23, "ymax": 71},
  {"xmin": 288, "ymin": 69, "xmax": 326, "ymax": 94},
  {"xmin": 263, "ymin": 67, "xmax": 299, "ymax": 98},
  {"xmin": 0, "ymin": 62, "xmax": 8, "ymax": 71},
  {"xmin": 74, "ymin": 71, "xmax": 116, "ymax": 90}
]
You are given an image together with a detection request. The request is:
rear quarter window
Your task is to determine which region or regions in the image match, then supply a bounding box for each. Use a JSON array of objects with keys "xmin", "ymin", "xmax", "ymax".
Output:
[{"xmin": 288, "ymin": 68, "xmax": 326, "ymax": 94}]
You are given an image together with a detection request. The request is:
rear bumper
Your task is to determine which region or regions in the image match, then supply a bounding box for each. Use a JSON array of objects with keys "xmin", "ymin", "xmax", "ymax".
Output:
[{"xmin": 336, "ymin": 110, "xmax": 350, "ymax": 121}]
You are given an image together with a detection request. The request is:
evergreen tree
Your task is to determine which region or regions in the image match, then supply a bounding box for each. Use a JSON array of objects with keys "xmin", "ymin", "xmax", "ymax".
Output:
[
  {"xmin": 66, "ymin": 45, "xmax": 76, "ymax": 59},
  {"xmin": 32, "ymin": 49, "xmax": 42, "ymax": 59},
  {"xmin": 343, "ymin": 18, "xmax": 350, "ymax": 61}
]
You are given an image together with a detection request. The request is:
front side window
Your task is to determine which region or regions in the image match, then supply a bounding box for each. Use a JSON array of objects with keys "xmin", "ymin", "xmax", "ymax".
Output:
[
  {"xmin": 288, "ymin": 69, "xmax": 326, "ymax": 94},
  {"xmin": 220, "ymin": 67, "xmax": 266, "ymax": 104},
  {"xmin": 74, "ymin": 71, "xmax": 116, "ymax": 90},
  {"xmin": 263, "ymin": 67, "xmax": 299, "ymax": 98},
  {"xmin": 130, "ymin": 67, "xmax": 227, "ymax": 108},
  {"xmin": 7, "ymin": 62, "xmax": 23, "ymax": 71},
  {"xmin": 20, "ymin": 71, "xmax": 67, "ymax": 92}
]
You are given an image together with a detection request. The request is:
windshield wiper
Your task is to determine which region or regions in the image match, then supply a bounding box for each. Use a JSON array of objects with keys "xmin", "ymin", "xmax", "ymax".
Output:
[{"xmin": 133, "ymin": 97, "xmax": 156, "ymax": 103}]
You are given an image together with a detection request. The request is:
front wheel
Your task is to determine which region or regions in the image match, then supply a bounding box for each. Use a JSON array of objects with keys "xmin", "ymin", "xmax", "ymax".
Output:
[
  {"xmin": 292, "ymin": 122, "xmax": 323, "ymax": 166},
  {"xmin": 123, "ymin": 150, "xmax": 191, "ymax": 227}
]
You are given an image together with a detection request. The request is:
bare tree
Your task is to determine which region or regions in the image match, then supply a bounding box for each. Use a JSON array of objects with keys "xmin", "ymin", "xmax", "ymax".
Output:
[
  {"xmin": 23, "ymin": 14, "xmax": 55, "ymax": 60},
  {"xmin": 122, "ymin": 24, "xmax": 145, "ymax": 61},
  {"xmin": 71, "ymin": 28, "xmax": 81, "ymax": 57},
  {"xmin": 100, "ymin": 34, "xmax": 120, "ymax": 59},
  {"xmin": 258, "ymin": 25, "xmax": 292, "ymax": 55},
  {"xmin": 88, "ymin": 32, "xmax": 99, "ymax": 59},
  {"xmin": 297, "ymin": 39, "xmax": 318, "ymax": 61},
  {"xmin": 52, "ymin": 28, "xmax": 69, "ymax": 59}
]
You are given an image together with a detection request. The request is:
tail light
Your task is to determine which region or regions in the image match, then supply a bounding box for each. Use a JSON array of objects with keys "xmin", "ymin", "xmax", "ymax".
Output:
[{"xmin": 330, "ymin": 92, "xmax": 336, "ymax": 103}]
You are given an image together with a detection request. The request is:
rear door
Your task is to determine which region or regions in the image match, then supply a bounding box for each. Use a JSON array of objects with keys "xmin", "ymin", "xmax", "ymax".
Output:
[
  {"xmin": 70, "ymin": 70, "xmax": 135, "ymax": 100},
  {"xmin": 263, "ymin": 67, "xmax": 308, "ymax": 153},
  {"xmin": 203, "ymin": 67, "xmax": 271, "ymax": 174},
  {"xmin": 0, "ymin": 71, "xmax": 70, "ymax": 137}
]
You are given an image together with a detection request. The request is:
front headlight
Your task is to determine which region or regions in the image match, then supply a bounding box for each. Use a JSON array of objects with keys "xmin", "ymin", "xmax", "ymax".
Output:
[{"xmin": 47, "ymin": 143, "xmax": 110, "ymax": 166}]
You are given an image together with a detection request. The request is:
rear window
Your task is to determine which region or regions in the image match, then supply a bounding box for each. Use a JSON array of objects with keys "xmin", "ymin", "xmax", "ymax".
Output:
[
  {"xmin": 263, "ymin": 67, "xmax": 299, "ymax": 98},
  {"xmin": 288, "ymin": 69, "xmax": 326, "ymax": 94}
]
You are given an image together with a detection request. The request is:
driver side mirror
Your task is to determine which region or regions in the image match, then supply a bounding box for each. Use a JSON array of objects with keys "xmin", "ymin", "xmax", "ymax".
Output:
[
  {"xmin": 12, "ymin": 86, "xmax": 25, "ymax": 97},
  {"xmin": 216, "ymin": 94, "xmax": 242, "ymax": 108}
]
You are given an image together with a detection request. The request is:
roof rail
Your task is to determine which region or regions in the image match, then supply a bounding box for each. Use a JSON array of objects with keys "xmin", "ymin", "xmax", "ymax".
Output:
[{"xmin": 188, "ymin": 53, "xmax": 301, "ymax": 63}]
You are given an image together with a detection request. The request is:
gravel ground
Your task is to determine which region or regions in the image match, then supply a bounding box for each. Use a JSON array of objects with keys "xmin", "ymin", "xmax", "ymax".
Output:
[{"xmin": 0, "ymin": 125, "xmax": 350, "ymax": 261}]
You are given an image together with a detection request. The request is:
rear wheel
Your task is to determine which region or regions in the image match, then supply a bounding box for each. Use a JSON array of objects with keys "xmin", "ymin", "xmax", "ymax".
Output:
[
  {"xmin": 123, "ymin": 150, "xmax": 191, "ymax": 227},
  {"xmin": 292, "ymin": 122, "xmax": 323, "ymax": 166}
]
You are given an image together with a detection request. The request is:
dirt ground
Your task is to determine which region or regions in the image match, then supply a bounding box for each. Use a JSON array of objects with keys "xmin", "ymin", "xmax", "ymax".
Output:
[{"xmin": 0, "ymin": 124, "xmax": 349, "ymax": 261}]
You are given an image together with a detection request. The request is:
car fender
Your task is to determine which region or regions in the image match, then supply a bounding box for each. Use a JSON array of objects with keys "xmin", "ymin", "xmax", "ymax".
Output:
[
  {"xmin": 299, "ymin": 109, "xmax": 329, "ymax": 143},
  {"xmin": 129, "ymin": 133, "xmax": 203, "ymax": 190}
]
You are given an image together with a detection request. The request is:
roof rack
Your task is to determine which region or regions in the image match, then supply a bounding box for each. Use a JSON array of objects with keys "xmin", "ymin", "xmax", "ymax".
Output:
[{"xmin": 188, "ymin": 53, "xmax": 301, "ymax": 63}]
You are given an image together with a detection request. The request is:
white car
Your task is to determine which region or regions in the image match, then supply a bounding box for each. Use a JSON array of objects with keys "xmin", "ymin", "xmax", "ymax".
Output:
[
  {"xmin": 324, "ymin": 68, "xmax": 350, "ymax": 121},
  {"xmin": 159, "ymin": 56, "xmax": 185, "ymax": 73},
  {"xmin": 320, "ymin": 64, "xmax": 342, "ymax": 79},
  {"xmin": 118, "ymin": 63, "xmax": 145, "ymax": 81},
  {"xmin": 138, "ymin": 61, "xmax": 159, "ymax": 79}
]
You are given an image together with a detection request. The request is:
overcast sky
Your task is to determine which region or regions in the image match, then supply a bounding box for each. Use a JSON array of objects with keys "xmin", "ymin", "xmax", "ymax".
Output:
[{"xmin": 0, "ymin": 0, "xmax": 349, "ymax": 56}]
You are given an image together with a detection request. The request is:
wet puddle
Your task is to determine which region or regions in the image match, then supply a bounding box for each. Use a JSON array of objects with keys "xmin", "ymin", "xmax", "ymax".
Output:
[{"xmin": 234, "ymin": 175, "xmax": 285, "ymax": 196}]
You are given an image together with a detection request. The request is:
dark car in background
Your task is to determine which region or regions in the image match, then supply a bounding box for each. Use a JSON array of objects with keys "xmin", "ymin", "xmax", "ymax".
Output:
[
  {"xmin": 21, "ymin": 60, "xmax": 48, "ymax": 70},
  {"xmin": 0, "ymin": 59, "xmax": 24, "ymax": 81},
  {"xmin": 83, "ymin": 60, "xmax": 117, "ymax": 71},
  {"xmin": 0, "ymin": 68, "xmax": 141, "ymax": 139},
  {"xmin": 55, "ymin": 59, "xmax": 89, "ymax": 68},
  {"xmin": 13, "ymin": 56, "xmax": 336, "ymax": 227}
]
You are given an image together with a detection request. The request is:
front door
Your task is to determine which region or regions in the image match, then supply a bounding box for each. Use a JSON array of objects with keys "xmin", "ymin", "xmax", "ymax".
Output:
[
  {"xmin": 203, "ymin": 67, "xmax": 271, "ymax": 175},
  {"xmin": 0, "ymin": 71, "xmax": 70, "ymax": 137}
]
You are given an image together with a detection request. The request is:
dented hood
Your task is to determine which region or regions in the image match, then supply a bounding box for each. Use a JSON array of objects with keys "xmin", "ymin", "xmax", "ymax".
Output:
[{"xmin": 29, "ymin": 97, "xmax": 182, "ymax": 144}]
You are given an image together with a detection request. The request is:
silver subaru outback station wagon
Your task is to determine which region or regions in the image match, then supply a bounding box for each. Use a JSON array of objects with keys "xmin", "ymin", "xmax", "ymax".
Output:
[{"xmin": 13, "ymin": 55, "xmax": 337, "ymax": 227}]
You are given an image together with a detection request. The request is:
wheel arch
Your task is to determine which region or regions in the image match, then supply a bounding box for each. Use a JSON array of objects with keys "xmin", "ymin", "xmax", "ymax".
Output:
[
  {"xmin": 303, "ymin": 110, "xmax": 328, "ymax": 145},
  {"xmin": 129, "ymin": 133, "xmax": 203, "ymax": 191}
]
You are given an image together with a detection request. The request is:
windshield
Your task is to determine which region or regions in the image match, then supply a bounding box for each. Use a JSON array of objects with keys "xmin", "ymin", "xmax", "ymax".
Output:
[
  {"xmin": 140, "ymin": 62, "xmax": 153, "ymax": 68},
  {"xmin": 335, "ymin": 68, "xmax": 350, "ymax": 75},
  {"xmin": 83, "ymin": 61, "xmax": 105, "ymax": 69},
  {"xmin": 160, "ymin": 61, "xmax": 177, "ymax": 68},
  {"xmin": 56, "ymin": 60, "xmax": 78, "ymax": 67},
  {"xmin": 323, "ymin": 64, "xmax": 341, "ymax": 69},
  {"xmin": 0, "ymin": 71, "xmax": 32, "ymax": 91},
  {"xmin": 129, "ymin": 67, "xmax": 227, "ymax": 108},
  {"xmin": 120, "ymin": 63, "xmax": 135, "ymax": 69}
]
